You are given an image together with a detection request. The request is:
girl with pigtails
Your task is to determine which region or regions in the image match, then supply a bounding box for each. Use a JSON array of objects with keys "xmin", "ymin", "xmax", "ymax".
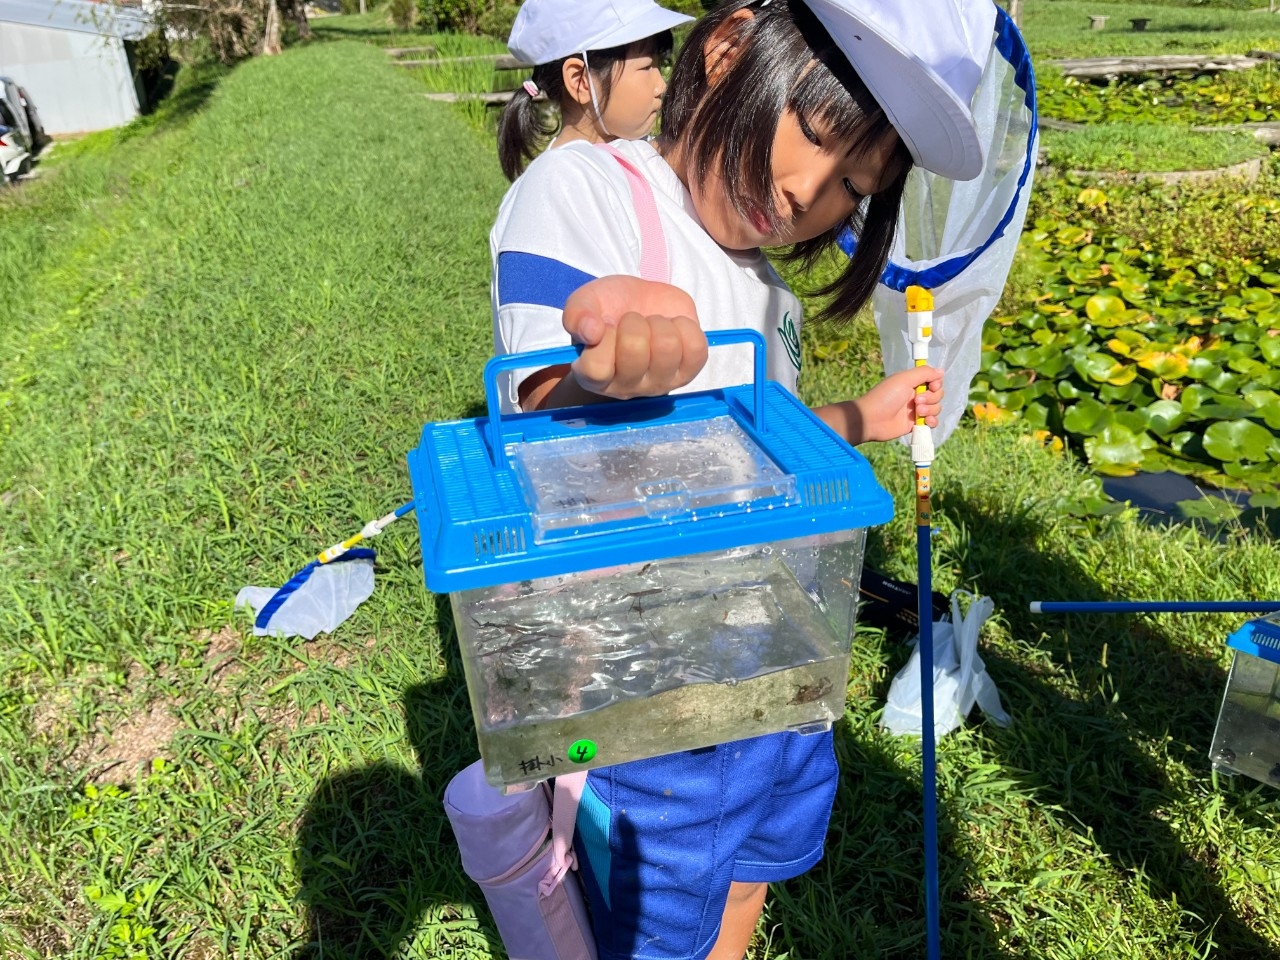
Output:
[{"xmin": 498, "ymin": 0, "xmax": 692, "ymax": 181}]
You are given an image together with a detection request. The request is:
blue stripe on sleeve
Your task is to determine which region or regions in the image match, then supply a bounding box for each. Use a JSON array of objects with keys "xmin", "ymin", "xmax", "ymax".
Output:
[{"xmin": 497, "ymin": 251, "xmax": 598, "ymax": 311}]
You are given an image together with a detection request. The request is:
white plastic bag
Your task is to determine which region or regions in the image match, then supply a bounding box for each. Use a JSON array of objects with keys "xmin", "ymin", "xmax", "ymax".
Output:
[
  {"xmin": 235, "ymin": 550, "xmax": 376, "ymax": 640},
  {"xmin": 881, "ymin": 591, "xmax": 1011, "ymax": 738}
]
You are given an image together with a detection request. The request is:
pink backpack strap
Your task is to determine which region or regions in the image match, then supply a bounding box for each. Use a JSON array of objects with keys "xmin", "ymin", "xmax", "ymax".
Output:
[
  {"xmin": 537, "ymin": 145, "xmax": 666, "ymax": 903},
  {"xmin": 596, "ymin": 143, "xmax": 670, "ymax": 285},
  {"xmin": 540, "ymin": 771, "xmax": 589, "ymax": 896}
]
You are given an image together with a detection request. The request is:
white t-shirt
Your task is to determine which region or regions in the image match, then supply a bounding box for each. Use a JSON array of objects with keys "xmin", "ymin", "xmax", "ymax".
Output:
[{"xmin": 489, "ymin": 139, "xmax": 804, "ymax": 412}]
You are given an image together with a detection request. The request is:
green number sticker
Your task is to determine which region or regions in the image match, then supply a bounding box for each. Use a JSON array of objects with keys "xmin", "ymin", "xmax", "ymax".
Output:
[{"xmin": 568, "ymin": 740, "xmax": 597, "ymax": 764}]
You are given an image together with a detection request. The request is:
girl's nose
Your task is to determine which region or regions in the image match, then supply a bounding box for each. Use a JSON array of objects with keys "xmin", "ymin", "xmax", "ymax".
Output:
[{"xmin": 780, "ymin": 169, "xmax": 822, "ymax": 219}]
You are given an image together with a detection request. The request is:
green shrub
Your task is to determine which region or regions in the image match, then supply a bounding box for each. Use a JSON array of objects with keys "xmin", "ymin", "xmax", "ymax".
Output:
[
  {"xmin": 388, "ymin": 0, "xmax": 416, "ymax": 29},
  {"xmin": 423, "ymin": 0, "xmax": 492, "ymax": 33},
  {"xmin": 475, "ymin": 1, "xmax": 518, "ymax": 40},
  {"xmin": 662, "ymin": 0, "xmax": 715, "ymax": 15}
]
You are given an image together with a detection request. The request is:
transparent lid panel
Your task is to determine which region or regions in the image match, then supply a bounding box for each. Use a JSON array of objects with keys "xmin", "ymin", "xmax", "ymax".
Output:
[{"xmin": 509, "ymin": 416, "xmax": 798, "ymax": 542}]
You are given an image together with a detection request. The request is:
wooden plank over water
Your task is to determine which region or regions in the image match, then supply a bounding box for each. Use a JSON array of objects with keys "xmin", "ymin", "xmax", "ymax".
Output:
[
  {"xmin": 396, "ymin": 54, "xmax": 529, "ymax": 70},
  {"xmin": 384, "ymin": 45, "xmax": 438, "ymax": 57},
  {"xmin": 422, "ymin": 91, "xmax": 544, "ymax": 104},
  {"xmin": 1051, "ymin": 54, "xmax": 1267, "ymax": 78}
]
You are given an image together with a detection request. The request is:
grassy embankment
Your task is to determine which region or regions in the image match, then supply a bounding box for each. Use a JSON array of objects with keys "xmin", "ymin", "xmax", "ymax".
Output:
[{"xmin": 2, "ymin": 33, "xmax": 1279, "ymax": 960}]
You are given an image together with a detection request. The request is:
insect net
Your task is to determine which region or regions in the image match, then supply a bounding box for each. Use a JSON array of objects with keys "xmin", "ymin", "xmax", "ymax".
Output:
[{"xmin": 846, "ymin": 8, "xmax": 1039, "ymax": 445}]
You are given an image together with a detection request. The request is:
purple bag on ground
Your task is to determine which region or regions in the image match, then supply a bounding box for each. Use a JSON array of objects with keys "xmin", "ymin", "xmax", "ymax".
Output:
[{"xmin": 444, "ymin": 760, "xmax": 596, "ymax": 960}]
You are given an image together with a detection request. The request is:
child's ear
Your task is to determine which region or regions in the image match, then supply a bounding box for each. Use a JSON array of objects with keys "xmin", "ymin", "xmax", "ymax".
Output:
[
  {"xmin": 703, "ymin": 8, "xmax": 754, "ymax": 87},
  {"xmin": 561, "ymin": 56, "xmax": 592, "ymax": 106}
]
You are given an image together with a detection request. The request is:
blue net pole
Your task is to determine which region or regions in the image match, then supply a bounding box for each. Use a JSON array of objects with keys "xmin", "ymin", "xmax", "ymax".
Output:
[
  {"xmin": 918, "ymin": 521, "xmax": 940, "ymax": 960},
  {"xmin": 1032, "ymin": 601, "xmax": 1280, "ymax": 615}
]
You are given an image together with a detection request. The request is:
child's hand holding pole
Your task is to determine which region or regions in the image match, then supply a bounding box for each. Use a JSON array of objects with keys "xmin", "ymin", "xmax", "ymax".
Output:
[{"xmin": 817, "ymin": 366, "xmax": 944, "ymax": 446}]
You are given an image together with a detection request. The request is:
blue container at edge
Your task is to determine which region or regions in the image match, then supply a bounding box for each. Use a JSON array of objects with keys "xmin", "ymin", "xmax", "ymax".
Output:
[{"xmin": 1210, "ymin": 612, "xmax": 1280, "ymax": 789}]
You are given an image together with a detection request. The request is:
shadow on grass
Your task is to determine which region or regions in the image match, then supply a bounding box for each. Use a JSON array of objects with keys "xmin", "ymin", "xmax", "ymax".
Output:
[
  {"xmin": 290, "ymin": 496, "xmax": 1278, "ymax": 956},
  {"xmin": 734, "ymin": 528, "xmax": 1005, "ymax": 958},
  {"xmin": 1123, "ymin": 23, "xmax": 1230, "ymax": 36},
  {"xmin": 938, "ymin": 487, "xmax": 1280, "ymax": 959},
  {"xmin": 765, "ymin": 722, "xmax": 1015, "ymax": 959},
  {"xmin": 117, "ymin": 59, "xmax": 229, "ymax": 141},
  {"xmin": 139, "ymin": 58, "xmax": 181, "ymax": 113},
  {"xmin": 292, "ymin": 591, "xmax": 501, "ymax": 958}
]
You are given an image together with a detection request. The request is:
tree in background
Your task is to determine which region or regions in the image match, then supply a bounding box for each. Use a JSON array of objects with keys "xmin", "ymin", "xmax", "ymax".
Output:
[{"xmin": 161, "ymin": 0, "xmax": 310, "ymax": 63}]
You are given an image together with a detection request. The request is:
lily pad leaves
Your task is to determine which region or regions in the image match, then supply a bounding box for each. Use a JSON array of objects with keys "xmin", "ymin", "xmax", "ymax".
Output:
[
  {"xmin": 977, "ymin": 198, "xmax": 1280, "ymax": 492},
  {"xmin": 1203, "ymin": 420, "xmax": 1276, "ymax": 463}
]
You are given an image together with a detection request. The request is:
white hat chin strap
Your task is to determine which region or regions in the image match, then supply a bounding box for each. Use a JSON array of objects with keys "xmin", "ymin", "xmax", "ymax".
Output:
[{"xmin": 580, "ymin": 50, "xmax": 613, "ymax": 139}]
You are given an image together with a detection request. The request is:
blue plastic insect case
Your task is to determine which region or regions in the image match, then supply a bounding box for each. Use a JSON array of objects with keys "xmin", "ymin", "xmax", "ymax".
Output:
[
  {"xmin": 1210, "ymin": 612, "xmax": 1280, "ymax": 789},
  {"xmin": 407, "ymin": 330, "xmax": 894, "ymax": 791}
]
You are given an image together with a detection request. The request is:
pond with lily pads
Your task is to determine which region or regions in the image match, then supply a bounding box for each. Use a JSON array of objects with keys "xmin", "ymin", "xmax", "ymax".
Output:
[{"xmin": 973, "ymin": 172, "xmax": 1280, "ymax": 510}]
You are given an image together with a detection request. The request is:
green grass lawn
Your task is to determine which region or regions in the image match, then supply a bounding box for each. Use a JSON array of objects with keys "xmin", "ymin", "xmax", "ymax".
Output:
[
  {"xmin": 1016, "ymin": 1, "xmax": 1280, "ymax": 59},
  {"xmin": 309, "ymin": 13, "xmax": 519, "ymax": 132},
  {"xmin": 1040, "ymin": 123, "xmax": 1270, "ymax": 172},
  {"xmin": 3, "ymin": 34, "xmax": 1280, "ymax": 960}
]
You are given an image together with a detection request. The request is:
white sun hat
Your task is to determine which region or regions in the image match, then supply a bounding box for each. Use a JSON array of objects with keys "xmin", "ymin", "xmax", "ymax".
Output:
[
  {"xmin": 508, "ymin": 0, "xmax": 695, "ymax": 67},
  {"xmin": 803, "ymin": 0, "xmax": 997, "ymax": 181}
]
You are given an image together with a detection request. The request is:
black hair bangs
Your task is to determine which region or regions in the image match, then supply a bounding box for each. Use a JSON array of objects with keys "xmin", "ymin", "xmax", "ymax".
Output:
[
  {"xmin": 628, "ymin": 28, "xmax": 675, "ymax": 63},
  {"xmin": 662, "ymin": 0, "xmax": 914, "ymax": 323}
]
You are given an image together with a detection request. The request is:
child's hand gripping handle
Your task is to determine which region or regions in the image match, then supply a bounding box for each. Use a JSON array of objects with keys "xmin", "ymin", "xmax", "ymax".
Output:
[
  {"xmin": 906, "ymin": 285, "xmax": 936, "ymax": 468},
  {"xmin": 906, "ymin": 285, "xmax": 935, "ymax": 528},
  {"xmin": 482, "ymin": 329, "xmax": 770, "ymax": 468}
]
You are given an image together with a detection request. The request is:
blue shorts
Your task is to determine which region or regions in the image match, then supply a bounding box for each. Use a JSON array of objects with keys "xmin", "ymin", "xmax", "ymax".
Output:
[{"xmin": 572, "ymin": 729, "xmax": 838, "ymax": 960}]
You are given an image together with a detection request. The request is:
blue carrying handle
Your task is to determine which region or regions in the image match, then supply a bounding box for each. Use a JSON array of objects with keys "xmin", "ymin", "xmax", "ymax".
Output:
[{"xmin": 482, "ymin": 328, "xmax": 769, "ymax": 468}]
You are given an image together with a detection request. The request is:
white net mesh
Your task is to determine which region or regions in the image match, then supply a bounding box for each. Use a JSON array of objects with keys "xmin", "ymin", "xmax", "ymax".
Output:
[{"xmin": 871, "ymin": 10, "xmax": 1038, "ymax": 445}]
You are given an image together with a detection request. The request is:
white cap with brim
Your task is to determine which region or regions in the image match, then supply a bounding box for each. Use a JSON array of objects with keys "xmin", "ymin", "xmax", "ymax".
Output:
[
  {"xmin": 802, "ymin": 0, "xmax": 996, "ymax": 181},
  {"xmin": 508, "ymin": 0, "xmax": 694, "ymax": 67}
]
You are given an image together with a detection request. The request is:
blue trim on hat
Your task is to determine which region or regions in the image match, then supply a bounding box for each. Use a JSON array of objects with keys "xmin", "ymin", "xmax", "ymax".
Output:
[
  {"xmin": 842, "ymin": 7, "xmax": 1038, "ymax": 292},
  {"xmin": 497, "ymin": 251, "xmax": 597, "ymax": 311},
  {"xmin": 255, "ymin": 548, "xmax": 377, "ymax": 631}
]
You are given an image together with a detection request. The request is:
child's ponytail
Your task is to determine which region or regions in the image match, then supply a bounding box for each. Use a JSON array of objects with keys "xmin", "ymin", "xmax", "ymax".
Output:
[
  {"xmin": 498, "ymin": 31, "xmax": 675, "ymax": 182},
  {"xmin": 497, "ymin": 62, "xmax": 565, "ymax": 182}
]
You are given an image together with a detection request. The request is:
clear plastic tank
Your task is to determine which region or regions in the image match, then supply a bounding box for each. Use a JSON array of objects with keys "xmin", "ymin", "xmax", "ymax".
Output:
[
  {"xmin": 1210, "ymin": 646, "xmax": 1280, "ymax": 788},
  {"xmin": 452, "ymin": 530, "xmax": 866, "ymax": 791},
  {"xmin": 409, "ymin": 345, "xmax": 893, "ymax": 793}
]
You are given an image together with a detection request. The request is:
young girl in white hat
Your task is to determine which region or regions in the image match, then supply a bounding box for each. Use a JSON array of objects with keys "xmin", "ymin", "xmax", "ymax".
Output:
[
  {"xmin": 489, "ymin": 0, "xmax": 998, "ymax": 956},
  {"xmin": 498, "ymin": 0, "xmax": 694, "ymax": 180}
]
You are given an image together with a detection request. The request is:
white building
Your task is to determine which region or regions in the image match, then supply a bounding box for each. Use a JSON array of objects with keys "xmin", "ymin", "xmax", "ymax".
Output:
[{"xmin": 0, "ymin": 0, "xmax": 156, "ymax": 134}]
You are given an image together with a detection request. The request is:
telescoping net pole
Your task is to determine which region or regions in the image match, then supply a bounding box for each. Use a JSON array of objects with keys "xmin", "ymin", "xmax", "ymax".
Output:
[
  {"xmin": 907, "ymin": 285, "xmax": 941, "ymax": 960},
  {"xmin": 1031, "ymin": 601, "xmax": 1280, "ymax": 615},
  {"xmin": 849, "ymin": 15, "xmax": 1038, "ymax": 953}
]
